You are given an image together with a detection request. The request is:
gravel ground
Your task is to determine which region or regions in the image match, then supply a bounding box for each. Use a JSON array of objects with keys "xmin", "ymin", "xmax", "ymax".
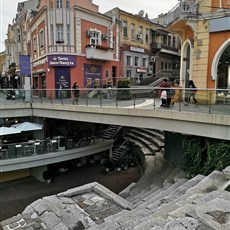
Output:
[{"xmin": 0, "ymin": 163, "xmax": 141, "ymax": 221}]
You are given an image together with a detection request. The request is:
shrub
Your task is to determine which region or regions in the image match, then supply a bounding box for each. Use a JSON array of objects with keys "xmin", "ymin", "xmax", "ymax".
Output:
[{"xmin": 116, "ymin": 79, "xmax": 132, "ymax": 100}]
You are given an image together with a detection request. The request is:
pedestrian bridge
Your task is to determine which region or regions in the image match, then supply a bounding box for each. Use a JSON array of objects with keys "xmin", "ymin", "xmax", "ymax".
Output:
[{"xmin": 1, "ymin": 96, "xmax": 229, "ymax": 141}]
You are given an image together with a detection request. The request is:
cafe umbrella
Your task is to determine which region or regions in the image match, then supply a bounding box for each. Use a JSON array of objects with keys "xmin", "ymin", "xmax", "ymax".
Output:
[
  {"xmin": 11, "ymin": 122, "xmax": 43, "ymax": 132},
  {"xmin": 0, "ymin": 127, "xmax": 22, "ymax": 136}
]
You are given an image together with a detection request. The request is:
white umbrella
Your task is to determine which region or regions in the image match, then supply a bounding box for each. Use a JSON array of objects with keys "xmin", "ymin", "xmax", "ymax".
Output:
[
  {"xmin": 12, "ymin": 122, "xmax": 43, "ymax": 132},
  {"xmin": 0, "ymin": 127, "xmax": 21, "ymax": 136}
]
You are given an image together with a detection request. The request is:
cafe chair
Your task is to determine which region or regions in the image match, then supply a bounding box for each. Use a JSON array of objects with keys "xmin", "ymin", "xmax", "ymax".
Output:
[
  {"xmin": 34, "ymin": 140, "xmax": 43, "ymax": 154},
  {"xmin": 0, "ymin": 148, "xmax": 8, "ymax": 159},
  {"xmin": 15, "ymin": 144, "xmax": 23, "ymax": 158},
  {"xmin": 24, "ymin": 145, "xmax": 33, "ymax": 156}
]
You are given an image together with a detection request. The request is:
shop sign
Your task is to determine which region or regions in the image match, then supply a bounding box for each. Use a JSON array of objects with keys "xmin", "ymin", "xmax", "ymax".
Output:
[
  {"xmin": 48, "ymin": 55, "xmax": 76, "ymax": 67},
  {"xmin": 130, "ymin": 46, "xmax": 145, "ymax": 53},
  {"xmin": 136, "ymin": 67, "xmax": 147, "ymax": 73}
]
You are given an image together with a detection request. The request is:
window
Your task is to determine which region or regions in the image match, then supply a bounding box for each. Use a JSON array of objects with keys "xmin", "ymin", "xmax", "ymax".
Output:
[
  {"xmin": 134, "ymin": 56, "xmax": 139, "ymax": 66},
  {"xmin": 168, "ymin": 63, "xmax": 171, "ymax": 69},
  {"xmin": 131, "ymin": 23, "xmax": 135, "ymax": 40},
  {"xmin": 56, "ymin": 0, "xmax": 62, "ymax": 8},
  {"xmin": 126, "ymin": 69, "xmax": 132, "ymax": 78},
  {"xmin": 51, "ymin": 25, "xmax": 54, "ymax": 44},
  {"xmin": 145, "ymin": 28, "xmax": 149, "ymax": 43},
  {"xmin": 137, "ymin": 26, "xmax": 143, "ymax": 40},
  {"xmin": 56, "ymin": 24, "xmax": 64, "ymax": 42},
  {"xmin": 165, "ymin": 62, "xmax": 167, "ymax": 69},
  {"xmin": 168, "ymin": 35, "xmax": 172, "ymax": 46},
  {"xmin": 123, "ymin": 20, "xmax": 128, "ymax": 38},
  {"xmin": 163, "ymin": 35, "xmax": 167, "ymax": 45},
  {"xmin": 126, "ymin": 55, "xmax": 132, "ymax": 66},
  {"xmin": 161, "ymin": 62, "xmax": 164, "ymax": 70},
  {"xmin": 66, "ymin": 0, "xmax": 69, "ymax": 8},
  {"xmin": 17, "ymin": 29, "xmax": 21, "ymax": 42},
  {"xmin": 67, "ymin": 25, "xmax": 70, "ymax": 45},
  {"xmin": 143, "ymin": 58, "xmax": 147, "ymax": 67},
  {"xmin": 173, "ymin": 37, "xmax": 176, "ymax": 47},
  {"xmin": 33, "ymin": 36, "xmax": 37, "ymax": 52},
  {"xmin": 39, "ymin": 30, "xmax": 44, "ymax": 48},
  {"xmin": 90, "ymin": 30, "xmax": 100, "ymax": 46}
]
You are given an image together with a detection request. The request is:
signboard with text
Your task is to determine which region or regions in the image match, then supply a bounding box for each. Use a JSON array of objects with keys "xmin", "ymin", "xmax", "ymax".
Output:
[
  {"xmin": 48, "ymin": 55, "xmax": 76, "ymax": 67},
  {"xmin": 84, "ymin": 64, "xmax": 102, "ymax": 87}
]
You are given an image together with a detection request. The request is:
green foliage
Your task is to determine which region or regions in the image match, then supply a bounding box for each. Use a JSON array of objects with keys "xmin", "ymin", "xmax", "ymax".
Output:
[
  {"xmin": 182, "ymin": 136, "xmax": 202, "ymax": 178},
  {"xmin": 116, "ymin": 79, "xmax": 132, "ymax": 100},
  {"xmin": 202, "ymin": 140, "xmax": 230, "ymax": 175},
  {"xmin": 183, "ymin": 136, "xmax": 230, "ymax": 178}
]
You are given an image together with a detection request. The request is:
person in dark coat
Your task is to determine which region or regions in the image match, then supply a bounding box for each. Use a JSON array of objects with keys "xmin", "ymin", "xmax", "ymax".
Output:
[
  {"xmin": 185, "ymin": 80, "xmax": 198, "ymax": 106},
  {"xmin": 72, "ymin": 82, "xmax": 79, "ymax": 105}
]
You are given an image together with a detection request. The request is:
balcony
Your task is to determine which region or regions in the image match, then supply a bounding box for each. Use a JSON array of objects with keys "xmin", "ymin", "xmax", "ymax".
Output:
[
  {"xmin": 151, "ymin": 43, "xmax": 162, "ymax": 53},
  {"xmin": 164, "ymin": 1, "xmax": 198, "ymax": 26},
  {"xmin": 85, "ymin": 45, "xmax": 113, "ymax": 61}
]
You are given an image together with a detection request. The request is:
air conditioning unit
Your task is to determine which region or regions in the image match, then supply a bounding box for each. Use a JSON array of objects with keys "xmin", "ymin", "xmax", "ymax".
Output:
[
  {"xmin": 102, "ymin": 34, "xmax": 108, "ymax": 40},
  {"xmin": 150, "ymin": 56, "xmax": 156, "ymax": 63},
  {"xmin": 86, "ymin": 30, "xmax": 94, "ymax": 37},
  {"xmin": 137, "ymin": 33, "xmax": 143, "ymax": 40}
]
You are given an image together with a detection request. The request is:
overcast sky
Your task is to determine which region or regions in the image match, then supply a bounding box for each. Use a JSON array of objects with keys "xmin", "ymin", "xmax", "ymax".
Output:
[{"xmin": 0, "ymin": 0, "xmax": 178, "ymax": 52}]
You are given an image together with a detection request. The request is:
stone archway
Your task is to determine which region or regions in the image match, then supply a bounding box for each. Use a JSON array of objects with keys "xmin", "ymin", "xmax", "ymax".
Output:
[
  {"xmin": 211, "ymin": 38, "xmax": 230, "ymax": 88},
  {"xmin": 181, "ymin": 39, "xmax": 193, "ymax": 88},
  {"xmin": 216, "ymin": 44, "xmax": 230, "ymax": 90}
]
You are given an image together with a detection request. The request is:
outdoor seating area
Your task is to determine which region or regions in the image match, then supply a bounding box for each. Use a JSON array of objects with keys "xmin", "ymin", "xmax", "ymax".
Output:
[{"xmin": 0, "ymin": 133, "xmax": 98, "ymax": 160}]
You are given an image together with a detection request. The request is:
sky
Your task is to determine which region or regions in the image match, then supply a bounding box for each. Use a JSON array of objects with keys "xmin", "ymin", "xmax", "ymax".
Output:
[{"xmin": 0, "ymin": 0, "xmax": 178, "ymax": 52}]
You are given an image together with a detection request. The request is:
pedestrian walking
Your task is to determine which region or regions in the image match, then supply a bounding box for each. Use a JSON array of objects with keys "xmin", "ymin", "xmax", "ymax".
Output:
[
  {"xmin": 185, "ymin": 80, "xmax": 198, "ymax": 106},
  {"xmin": 58, "ymin": 82, "xmax": 64, "ymax": 100},
  {"xmin": 72, "ymin": 82, "xmax": 79, "ymax": 105}
]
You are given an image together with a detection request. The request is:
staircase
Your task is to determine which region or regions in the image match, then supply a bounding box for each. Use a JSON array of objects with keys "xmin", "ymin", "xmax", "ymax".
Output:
[
  {"xmin": 103, "ymin": 125, "xmax": 122, "ymax": 140},
  {"xmin": 112, "ymin": 139, "xmax": 130, "ymax": 167},
  {"xmin": 126, "ymin": 128, "xmax": 165, "ymax": 155}
]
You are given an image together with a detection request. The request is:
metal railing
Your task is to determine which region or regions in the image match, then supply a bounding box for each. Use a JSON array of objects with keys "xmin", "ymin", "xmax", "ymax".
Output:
[
  {"xmin": 0, "ymin": 134, "xmax": 105, "ymax": 161},
  {"xmin": 0, "ymin": 87, "xmax": 230, "ymax": 115}
]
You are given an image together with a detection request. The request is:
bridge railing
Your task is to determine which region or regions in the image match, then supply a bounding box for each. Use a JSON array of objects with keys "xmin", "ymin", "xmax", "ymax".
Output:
[{"xmin": 0, "ymin": 87, "xmax": 229, "ymax": 115}]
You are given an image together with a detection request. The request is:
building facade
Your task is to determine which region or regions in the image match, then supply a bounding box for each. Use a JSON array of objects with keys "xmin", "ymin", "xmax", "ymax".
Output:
[
  {"xmin": 165, "ymin": 0, "xmax": 230, "ymax": 102},
  {"xmin": 29, "ymin": 0, "xmax": 120, "ymax": 98}
]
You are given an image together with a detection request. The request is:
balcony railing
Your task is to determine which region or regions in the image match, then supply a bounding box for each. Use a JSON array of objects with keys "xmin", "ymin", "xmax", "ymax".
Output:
[
  {"xmin": 164, "ymin": 1, "xmax": 199, "ymax": 26},
  {"xmin": 0, "ymin": 87, "xmax": 229, "ymax": 116},
  {"xmin": 0, "ymin": 131, "xmax": 108, "ymax": 162},
  {"xmin": 151, "ymin": 42, "xmax": 162, "ymax": 50},
  {"xmin": 85, "ymin": 45, "xmax": 114, "ymax": 61}
]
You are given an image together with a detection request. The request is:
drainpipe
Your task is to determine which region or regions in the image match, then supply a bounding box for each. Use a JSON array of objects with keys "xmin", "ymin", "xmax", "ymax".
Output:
[{"xmin": 109, "ymin": 11, "xmax": 116, "ymax": 49}]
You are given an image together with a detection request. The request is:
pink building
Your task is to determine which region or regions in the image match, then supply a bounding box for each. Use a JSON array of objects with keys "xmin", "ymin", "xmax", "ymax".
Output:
[{"xmin": 30, "ymin": 0, "xmax": 120, "ymax": 98}]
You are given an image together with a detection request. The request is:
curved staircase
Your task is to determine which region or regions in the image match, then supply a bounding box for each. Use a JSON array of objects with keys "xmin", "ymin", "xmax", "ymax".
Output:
[{"xmin": 125, "ymin": 128, "xmax": 165, "ymax": 156}]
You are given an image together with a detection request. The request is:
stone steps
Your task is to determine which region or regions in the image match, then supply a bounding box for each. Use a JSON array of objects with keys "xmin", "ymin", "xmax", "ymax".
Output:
[
  {"xmin": 88, "ymin": 168, "xmax": 229, "ymax": 230},
  {"xmin": 128, "ymin": 128, "xmax": 164, "ymax": 149}
]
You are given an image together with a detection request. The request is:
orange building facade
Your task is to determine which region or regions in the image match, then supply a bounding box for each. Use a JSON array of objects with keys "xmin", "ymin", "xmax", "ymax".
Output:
[{"xmin": 166, "ymin": 0, "xmax": 230, "ymax": 102}]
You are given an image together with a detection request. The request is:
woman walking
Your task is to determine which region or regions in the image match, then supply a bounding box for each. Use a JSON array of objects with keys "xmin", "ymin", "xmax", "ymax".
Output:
[
  {"xmin": 72, "ymin": 82, "xmax": 79, "ymax": 105},
  {"xmin": 186, "ymin": 80, "xmax": 198, "ymax": 106}
]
